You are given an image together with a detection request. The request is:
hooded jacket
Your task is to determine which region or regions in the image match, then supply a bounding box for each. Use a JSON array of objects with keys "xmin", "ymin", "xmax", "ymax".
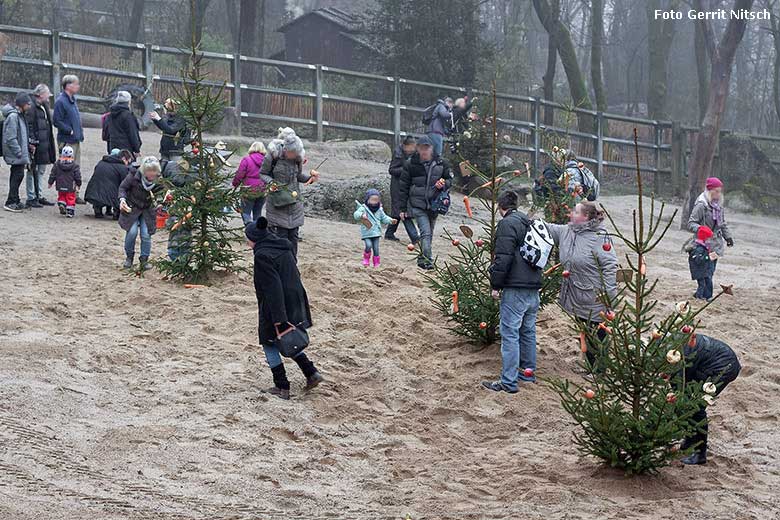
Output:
[
  {"xmin": 48, "ymin": 160, "xmax": 82, "ymax": 192},
  {"xmin": 683, "ymin": 334, "xmax": 741, "ymax": 386},
  {"xmin": 688, "ymin": 192, "xmax": 732, "ymax": 256},
  {"xmin": 388, "ymin": 144, "xmax": 413, "ymax": 217},
  {"xmin": 117, "ymin": 170, "xmax": 161, "ymax": 234},
  {"xmin": 354, "ymin": 202, "xmax": 394, "ymax": 239},
  {"xmin": 105, "ymin": 102, "xmax": 142, "ymax": 153},
  {"xmin": 490, "ymin": 209, "xmax": 543, "ymax": 290},
  {"xmin": 427, "ymin": 100, "xmax": 452, "ymax": 136},
  {"xmin": 233, "ymin": 152, "xmax": 266, "ymax": 189},
  {"xmin": 398, "ymin": 152, "xmax": 452, "ymax": 217},
  {"xmin": 688, "ymin": 241, "xmax": 715, "ymax": 280},
  {"xmin": 2, "ymin": 104, "xmax": 31, "ymax": 166},
  {"xmin": 247, "ymin": 218, "xmax": 312, "ymax": 345},
  {"xmin": 546, "ymin": 219, "xmax": 618, "ymax": 321},
  {"xmin": 25, "ymin": 99, "xmax": 56, "ymax": 165},
  {"xmin": 53, "ymin": 92, "xmax": 83, "ymax": 144},
  {"xmin": 258, "ymin": 152, "xmax": 311, "ymax": 229},
  {"xmin": 85, "ymin": 154, "xmax": 129, "ymax": 208}
]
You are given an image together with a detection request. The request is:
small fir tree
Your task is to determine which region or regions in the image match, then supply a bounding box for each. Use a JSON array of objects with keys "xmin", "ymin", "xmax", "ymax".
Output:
[
  {"xmin": 549, "ymin": 129, "xmax": 733, "ymax": 474},
  {"xmin": 155, "ymin": 0, "xmax": 245, "ymax": 283}
]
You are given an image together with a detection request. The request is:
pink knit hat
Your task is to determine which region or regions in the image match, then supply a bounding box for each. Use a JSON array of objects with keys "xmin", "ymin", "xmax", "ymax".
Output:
[{"xmin": 705, "ymin": 177, "xmax": 723, "ymax": 190}]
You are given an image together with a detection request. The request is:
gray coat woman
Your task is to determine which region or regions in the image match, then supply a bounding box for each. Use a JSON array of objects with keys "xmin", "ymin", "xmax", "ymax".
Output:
[
  {"xmin": 546, "ymin": 202, "xmax": 618, "ymax": 369},
  {"xmin": 259, "ymin": 128, "xmax": 320, "ymax": 259},
  {"xmin": 687, "ymin": 177, "xmax": 733, "ymax": 258}
]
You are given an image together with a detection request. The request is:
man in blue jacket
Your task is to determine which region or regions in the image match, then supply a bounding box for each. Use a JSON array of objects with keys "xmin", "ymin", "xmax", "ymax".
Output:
[
  {"xmin": 482, "ymin": 190, "xmax": 542, "ymax": 393},
  {"xmin": 53, "ymin": 75, "xmax": 84, "ymax": 202},
  {"xmin": 426, "ymin": 97, "xmax": 453, "ymax": 157}
]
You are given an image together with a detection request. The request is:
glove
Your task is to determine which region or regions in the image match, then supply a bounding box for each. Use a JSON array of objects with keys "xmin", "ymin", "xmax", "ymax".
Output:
[{"xmin": 726, "ymin": 238, "xmax": 734, "ymax": 247}]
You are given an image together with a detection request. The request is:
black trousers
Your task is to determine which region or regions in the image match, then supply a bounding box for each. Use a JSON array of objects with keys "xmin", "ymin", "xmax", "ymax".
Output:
[
  {"xmin": 684, "ymin": 363, "xmax": 741, "ymax": 454},
  {"xmin": 6, "ymin": 164, "xmax": 26, "ymax": 205},
  {"xmin": 270, "ymin": 225, "xmax": 299, "ymax": 260}
]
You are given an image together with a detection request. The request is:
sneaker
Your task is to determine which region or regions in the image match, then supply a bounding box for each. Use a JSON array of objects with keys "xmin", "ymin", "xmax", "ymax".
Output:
[
  {"xmin": 417, "ymin": 262, "xmax": 434, "ymax": 271},
  {"xmin": 26, "ymin": 199, "xmax": 43, "ymax": 208},
  {"xmin": 66, "ymin": 209, "xmax": 74, "ymax": 218},
  {"xmin": 3, "ymin": 203, "xmax": 25, "ymax": 213},
  {"xmin": 139, "ymin": 256, "xmax": 152, "ymax": 271},
  {"xmin": 681, "ymin": 452, "xmax": 707, "ymax": 465},
  {"xmin": 76, "ymin": 195, "xmax": 86, "ymax": 205},
  {"xmin": 57, "ymin": 202, "xmax": 66, "ymax": 215},
  {"xmin": 38, "ymin": 197, "xmax": 55, "ymax": 206},
  {"xmin": 123, "ymin": 256, "xmax": 134, "ymax": 269},
  {"xmin": 481, "ymin": 380, "xmax": 518, "ymax": 394}
]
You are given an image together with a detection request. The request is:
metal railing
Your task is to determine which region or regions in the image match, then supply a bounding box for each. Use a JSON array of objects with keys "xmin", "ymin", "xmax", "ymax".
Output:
[{"xmin": 1, "ymin": 24, "xmax": 777, "ymax": 196}]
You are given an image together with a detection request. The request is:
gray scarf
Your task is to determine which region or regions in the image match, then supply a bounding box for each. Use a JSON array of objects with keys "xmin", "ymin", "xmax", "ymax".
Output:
[{"xmin": 141, "ymin": 175, "xmax": 157, "ymax": 192}]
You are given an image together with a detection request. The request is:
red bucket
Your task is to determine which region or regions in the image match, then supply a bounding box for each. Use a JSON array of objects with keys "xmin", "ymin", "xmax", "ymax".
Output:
[{"xmin": 156, "ymin": 210, "xmax": 169, "ymax": 230}]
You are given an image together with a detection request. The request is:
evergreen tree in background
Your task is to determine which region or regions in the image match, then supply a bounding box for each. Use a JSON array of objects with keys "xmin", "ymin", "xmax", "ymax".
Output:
[
  {"xmin": 549, "ymin": 129, "xmax": 734, "ymax": 474},
  {"xmin": 155, "ymin": 0, "xmax": 245, "ymax": 284}
]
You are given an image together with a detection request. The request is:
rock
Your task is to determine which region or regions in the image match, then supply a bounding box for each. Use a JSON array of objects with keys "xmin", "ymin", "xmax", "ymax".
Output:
[
  {"xmin": 724, "ymin": 190, "xmax": 753, "ymax": 213},
  {"xmin": 716, "ymin": 133, "xmax": 780, "ymax": 215},
  {"xmin": 304, "ymin": 176, "xmax": 391, "ymax": 222},
  {"xmin": 497, "ymin": 155, "xmax": 514, "ymax": 168}
]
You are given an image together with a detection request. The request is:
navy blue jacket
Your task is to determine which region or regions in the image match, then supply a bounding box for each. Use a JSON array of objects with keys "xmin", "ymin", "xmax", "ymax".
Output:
[
  {"xmin": 53, "ymin": 92, "xmax": 84, "ymax": 144},
  {"xmin": 688, "ymin": 242, "xmax": 714, "ymax": 280}
]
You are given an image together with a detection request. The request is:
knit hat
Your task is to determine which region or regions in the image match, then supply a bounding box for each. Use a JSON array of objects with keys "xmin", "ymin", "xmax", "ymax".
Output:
[
  {"xmin": 705, "ymin": 177, "xmax": 723, "ymax": 190},
  {"xmin": 110, "ymin": 148, "xmax": 121, "ymax": 156},
  {"xmin": 15, "ymin": 92, "xmax": 32, "ymax": 107},
  {"xmin": 697, "ymin": 225, "xmax": 714, "ymax": 242},
  {"xmin": 364, "ymin": 188, "xmax": 381, "ymax": 203},
  {"xmin": 416, "ymin": 135, "xmax": 433, "ymax": 147},
  {"xmin": 116, "ymin": 90, "xmax": 132, "ymax": 104},
  {"xmin": 60, "ymin": 146, "xmax": 74, "ymax": 159}
]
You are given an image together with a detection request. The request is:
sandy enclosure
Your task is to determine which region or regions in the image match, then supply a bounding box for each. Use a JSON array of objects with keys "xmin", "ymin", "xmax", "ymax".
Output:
[{"xmin": 1, "ymin": 129, "xmax": 779, "ymax": 519}]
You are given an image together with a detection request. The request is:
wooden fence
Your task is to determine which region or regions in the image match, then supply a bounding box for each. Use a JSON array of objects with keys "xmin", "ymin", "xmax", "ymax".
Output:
[{"xmin": 2, "ymin": 24, "xmax": 780, "ymax": 196}]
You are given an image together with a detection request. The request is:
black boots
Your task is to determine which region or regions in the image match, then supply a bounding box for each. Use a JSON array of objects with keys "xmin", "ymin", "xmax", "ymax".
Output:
[
  {"xmin": 294, "ymin": 353, "xmax": 324, "ymax": 391},
  {"xmin": 139, "ymin": 256, "xmax": 152, "ymax": 270},
  {"xmin": 269, "ymin": 364, "xmax": 290, "ymax": 400},
  {"xmin": 94, "ymin": 206, "xmax": 104, "ymax": 219},
  {"xmin": 681, "ymin": 451, "xmax": 707, "ymax": 465}
]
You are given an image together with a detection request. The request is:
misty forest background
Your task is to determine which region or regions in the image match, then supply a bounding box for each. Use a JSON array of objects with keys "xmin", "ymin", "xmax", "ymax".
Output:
[{"xmin": 2, "ymin": 0, "xmax": 779, "ymax": 135}]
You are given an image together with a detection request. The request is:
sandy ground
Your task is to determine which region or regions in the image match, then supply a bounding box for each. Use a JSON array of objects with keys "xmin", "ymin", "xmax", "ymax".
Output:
[{"xmin": 1, "ymin": 129, "xmax": 780, "ymax": 519}]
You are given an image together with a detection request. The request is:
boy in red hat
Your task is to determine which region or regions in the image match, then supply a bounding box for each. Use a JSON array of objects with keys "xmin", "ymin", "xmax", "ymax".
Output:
[{"xmin": 689, "ymin": 225, "xmax": 716, "ymax": 300}]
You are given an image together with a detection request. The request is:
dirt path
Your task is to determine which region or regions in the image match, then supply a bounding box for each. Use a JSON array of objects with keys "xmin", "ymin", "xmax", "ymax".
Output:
[{"xmin": 1, "ymin": 130, "xmax": 779, "ymax": 519}]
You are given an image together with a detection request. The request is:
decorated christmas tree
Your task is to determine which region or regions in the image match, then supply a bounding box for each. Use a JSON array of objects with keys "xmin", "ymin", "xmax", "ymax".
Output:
[
  {"xmin": 549, "ymin": 129, "xmax": 733, "ymax": 474},
  {"xmin": 155, "ymin": 0, "xmax": 245, "ymax": 284},
  {"xmin": 424, "ymin": 86, "xmax": 551, "ymax": 345}
]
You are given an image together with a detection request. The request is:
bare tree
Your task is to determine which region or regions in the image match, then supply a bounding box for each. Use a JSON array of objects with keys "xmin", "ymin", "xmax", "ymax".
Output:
[
  {"xmin": 683, "ymin": 0, "xmax": 754, "ymax": 225},
  {"xmin": 646, "ymin": 0, "xmax": 679, "ymax": 119},
  {"xmin": 126, "ymin": 0, "xmax": 146, "ymax": 42},
  {"xmin": 542, "ymin": 0, "xmax": 559, "ymax": 124},
  {"xmin": 591, "ymin": 0, "xmax": 607, "ymax": 112}
]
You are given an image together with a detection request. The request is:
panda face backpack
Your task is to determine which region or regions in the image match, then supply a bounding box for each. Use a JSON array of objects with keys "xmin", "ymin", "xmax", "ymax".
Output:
[{"xmin": 519, "ymin": 218, "xmax": 554, "ymax": 269}]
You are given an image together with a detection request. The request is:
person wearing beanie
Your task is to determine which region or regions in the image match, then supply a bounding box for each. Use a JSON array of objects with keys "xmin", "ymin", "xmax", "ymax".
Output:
[
  {"xmin": 2, "ymin": 91, "xmax": 33, "ymax": 212},
  {"xmin": 103, "ymin": 90, "xmax": 142, "ymax": 155},
  {"xmin": 688, "ymin": 225, "xmax": 716, "ymax": 300},
  {"xmin": 246, "ymin": 216, "xmax": 323, "ymax": 400},
  {"xmin": 47, "ymin": 145, "xmax": 82, "ymax": 218},
  {"xmin": 353, "ymin": 188, "xmax": 396, "ymax": 267},
  {"xmin": 688, "ymin": 176, "xmax": 733, "ymax": 280}
]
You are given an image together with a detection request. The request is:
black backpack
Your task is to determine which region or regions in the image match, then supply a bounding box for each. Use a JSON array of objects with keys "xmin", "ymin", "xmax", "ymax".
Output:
[{"xmin": 421, "ymin": 103, "xmax": 438, "ymax": 125}]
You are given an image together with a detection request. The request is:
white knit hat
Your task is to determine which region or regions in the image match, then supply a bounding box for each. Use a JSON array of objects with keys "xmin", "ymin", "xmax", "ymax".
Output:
[{"xmin": 116, "ymin": 90, "xmax": 131, "ymax": 104}]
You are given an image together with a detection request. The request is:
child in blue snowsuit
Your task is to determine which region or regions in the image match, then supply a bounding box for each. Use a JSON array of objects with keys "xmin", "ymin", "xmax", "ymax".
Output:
[{"xmin": 354, "ymin": 188, "xmax": 396, "ymax": 267}]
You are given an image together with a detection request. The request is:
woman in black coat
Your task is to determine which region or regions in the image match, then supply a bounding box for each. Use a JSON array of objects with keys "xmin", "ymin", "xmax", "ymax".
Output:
[
  {"xmin": 104, "ymin": 94, "xmax": 142, "ymax": 154},
  {"xmin": 85, "ymin": 149, "xmax": 132, "ymax": 219},
  {"xmin": 246, "ymin": 216, "xmax": 322, "ymax": 400}
]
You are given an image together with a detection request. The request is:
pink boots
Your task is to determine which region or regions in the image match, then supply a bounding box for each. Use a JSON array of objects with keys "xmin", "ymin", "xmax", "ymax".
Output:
[
  {"xmin": 362, "ymin": 251, "xmax": 371, "ymax": 267},
  {"xmin": 372, "ymin": 255, "xmax": 381, "ymax": 268}
]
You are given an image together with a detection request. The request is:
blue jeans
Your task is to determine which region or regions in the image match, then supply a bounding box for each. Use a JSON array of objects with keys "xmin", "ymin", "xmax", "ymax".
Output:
[
  {"xmin": 363, "ymin": 237, "xmax": 380, "ymax": 256},
  {"xmin": 413, "ymin": 211, "xmax": 437, "ymax": 265},
  {"xmin": 695, "ymin": 277, "xmax": 713, "ymax": 300},
  {"xmin": 263, "ymin": 343, "xmax": 304, "ymax": 368},
  {"xmin": 167, "ymin": 217, "xmax": 191, "ymax": 261},
  {"xmin": 241, "ymin": 197, "xmax": 265, "ymax": 225},
  {"xmin": 428, "ymin": 132, "xmax": 444, "ymax": 157},
  {"xmin": 499, "ymin": 288, "xmax": 540, "ymax": 391},
  {"xmin": 124, "ymin": 217, "xmax": 152, "ymax": 258},
  {"xmin": 26, "ymin": 163, "xmax": 47, "ymax": 200}
]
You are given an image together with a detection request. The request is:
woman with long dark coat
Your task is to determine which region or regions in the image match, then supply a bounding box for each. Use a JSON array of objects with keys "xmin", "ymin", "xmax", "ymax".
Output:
[
  {"xmin": 85, "ymin": 149, "xmax": 132, "ymax": 219},
  {"xmin": 246, "ymin": 216, "xmax": 323, "ymax": 400}
]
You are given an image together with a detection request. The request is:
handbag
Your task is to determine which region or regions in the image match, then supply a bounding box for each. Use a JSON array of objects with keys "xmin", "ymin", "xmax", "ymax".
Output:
[
  {"xmin": 273, "ymin": 322, "xmax": 310, "ymax": 358},
  {"xmin": 430, "ymin": 188, "xmax": 451, "ymax": 215}
]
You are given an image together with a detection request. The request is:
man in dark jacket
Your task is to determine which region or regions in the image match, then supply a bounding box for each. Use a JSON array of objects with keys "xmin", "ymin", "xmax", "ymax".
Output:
[
  {"xmin": 398, "ymin": 135, "xmax": 452, "ymax": 269},
  {"xmin": 2, "ymin": 92, "xmax": 33, "ymax": 212},
  {"xmin": 149, "ymin": 98, "xmax": 189, "ymax": 160},
  {"xmin": 384, "ymin": 136, "xmax": 419, "ymax": 243},
  {"xmin": 482, "ymin": 191, "xmax": 543, "ymax": 393},
  {"xmin": 104, "ymin": 91, "xmax": 142, "ymax": 155},
  {"xmin": 246, "ymin": 216, "xmax": 323, "ymax": 400},
  {"xmin": 24, "ymin": 84, "xmax": 57, "ymax": 207},
  {"xmin": 678, "ymin": 334, "xmax": 741, "ymax": 465}
]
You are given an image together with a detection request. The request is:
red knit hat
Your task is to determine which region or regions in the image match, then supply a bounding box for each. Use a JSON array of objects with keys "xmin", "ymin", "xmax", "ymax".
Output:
[
  {"xmin": 705, "ymin": 177, "xmax": 723, "ymax": 190},
  {"xmin": 697, "ymin": 225, "xmax": 714, "ymax": 242}
]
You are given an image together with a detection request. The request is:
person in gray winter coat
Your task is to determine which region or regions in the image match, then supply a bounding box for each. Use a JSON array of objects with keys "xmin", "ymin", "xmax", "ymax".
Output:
[
  {"xmin": 259, "ymin": 128, "xmax": 320, "ymax": 260},
  {"xmin": 546, "ymin": 201, "xmax": 618, "ymax": 371},
  {"xmin": 2, "ymin": 92, "xmax": 33, "ymax": 212},
  {"xmin": 426, "ymin": 97, "xmax": 453, "ymax": 157},
  {"xmin": 687, "ymin": 177, "xmax": 733, "ymax": 269}
]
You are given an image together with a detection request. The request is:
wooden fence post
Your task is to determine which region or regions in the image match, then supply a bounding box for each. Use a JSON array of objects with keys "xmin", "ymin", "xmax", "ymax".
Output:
[
  {"xmin": 596, "ymin": 111, "xmax": 604, "ymax": 179},
  {"xmin": 51, "ymin": 31, "xmax": 61, "ymax": 98},
  {"xmin": 143, "ymin": 44, "xmax": 154, "ymax": 94},
  {"xmin": 231, "ymin": 53, "xmax": 242, "ymax": 136},
  {"xmin": 393, "ymin": 76, "xmax": 401, "ymax": 147},
  {"xmin": 532, "ymin": 96, "xmax": 540, "ymax": 175},
  {"xmin": 313, "ymin": 65, "xmax": 323, "ymax": 142},
  {"xmin": 670, "ymin": 121, "xmax": 683, "ymax": 197}
]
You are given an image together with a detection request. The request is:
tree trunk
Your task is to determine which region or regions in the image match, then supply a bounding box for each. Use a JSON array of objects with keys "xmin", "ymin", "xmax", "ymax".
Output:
[
  {"xmin": 126, "ymin": 0, "xmax": 146, "ymax": 43},
  {"xmin": 646, "ymin": 0, "xmax": 678, "ymax": 120},
  {"xmin": 532, "ymin": 0, "xmax": 593, "ymax": 130},
  {"xmin": 694, "ymin": 19, "xmax": 710, "ymax": 123},
  {"xmin": 542, "ymin": 0, "xmax": 559, "ymax": 125},
  {"xmin": 770, "ymin": 11, "xmax": 780, "ymax": 130},
  {"xmin": 683, "ymin": 0, "xmax": 753, "ymax": 226},
  {"xmin": 590, "ymin": 0, "xmax": 607, "ymax": 112},
  {"xmin": 225, "ymin": 0, "xmax": 239, "ymax": 51}
]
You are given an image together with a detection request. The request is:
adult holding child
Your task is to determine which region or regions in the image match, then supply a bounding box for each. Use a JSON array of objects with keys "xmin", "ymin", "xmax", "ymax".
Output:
[
  {"xmin": 118, "ymin": 156, "xmax": 164, "ymax": 270},
  {"xmin": 546, "ymin": 201, "xmax": 618, "ymax": 371},
  {"xmin": 259, "ymin": 128, "xmax": 320, "ymax": 260}
]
